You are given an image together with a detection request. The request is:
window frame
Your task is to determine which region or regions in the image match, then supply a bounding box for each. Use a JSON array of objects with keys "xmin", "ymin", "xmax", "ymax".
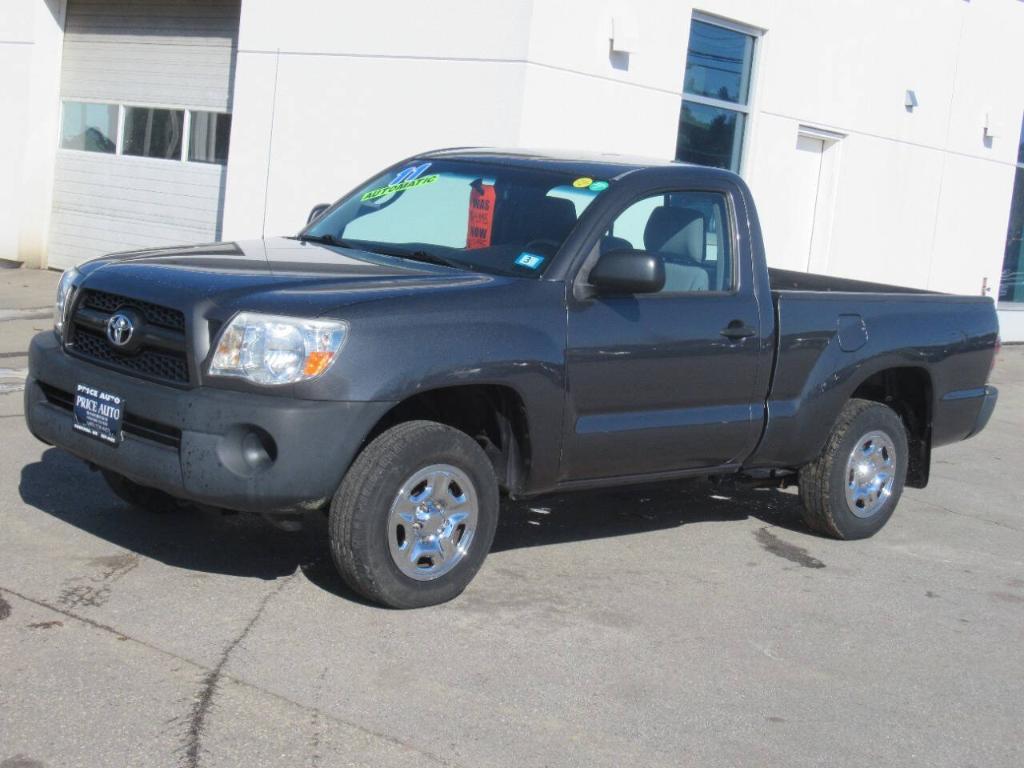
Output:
[
  {"xmin": 575, "ymin": 185, "xmax": 742, "ymax": 298},
  {"xmin": 57, "ymin": 99, "xmax": 120, "ymax": 155},
  {"xmin": 678, "ymin": 13, "xmax": 763, "ymax": 174},
  {"xmin": 57, "ymin": 99, "xmax": 232, "ymax": 167},
  {"xmin": 120, "ymin": 104, "xmax": 187, "ymax": 162},
  {"xmin": 999, "ymin": 115, "xmax": 1024, "ymax": 306}
]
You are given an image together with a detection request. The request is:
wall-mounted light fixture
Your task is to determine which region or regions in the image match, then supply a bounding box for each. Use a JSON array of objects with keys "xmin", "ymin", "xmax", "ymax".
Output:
[
  {"xmin": 610, "ymin": 13, "xmax": 639, "ymax": 54},
  {"xmin": 905, "ymin": 90, "xmax": 919, "ymax": 111},
  {"xmin": 984, "ymin": 109, "xmax": 1003, "ymax": 139}
]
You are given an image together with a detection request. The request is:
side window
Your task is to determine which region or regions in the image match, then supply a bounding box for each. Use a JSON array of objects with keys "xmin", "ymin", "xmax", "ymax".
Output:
[{"xmin": 602, "ymin": 190, "xmax": 734, "ymax": 293}]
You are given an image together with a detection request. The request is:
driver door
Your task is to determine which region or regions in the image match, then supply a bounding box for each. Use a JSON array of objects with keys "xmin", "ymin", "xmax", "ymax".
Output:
[{"xmin": 561, "ymin": 188, "xmax": 766, "ymax": 481}]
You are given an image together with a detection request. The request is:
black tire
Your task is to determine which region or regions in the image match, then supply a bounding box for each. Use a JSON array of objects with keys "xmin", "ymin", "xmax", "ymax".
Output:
[
  {"xmin": 329, "ymin": 421, "xmax": 499, "ymax": 609},
  {"xmin": 101, "ymin": 470, "xmax": 181, "ymax": 513},
  {"xmin": 798, "ymin": 398, "xmax": 908, "ymax": 540}
]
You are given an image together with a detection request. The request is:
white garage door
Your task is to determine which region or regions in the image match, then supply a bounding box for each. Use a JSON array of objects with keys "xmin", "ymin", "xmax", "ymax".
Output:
[{"xmin": 49, "ymin": 0, "xmax": 241, "ymax": 269}]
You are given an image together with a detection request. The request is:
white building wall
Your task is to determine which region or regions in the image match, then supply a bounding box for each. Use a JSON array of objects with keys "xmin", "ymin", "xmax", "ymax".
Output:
[
  {"xmin": 516, "ymin": 0, "xmax": 1024, "ymax": 298},
  {"xmin": 223, "ymin": 0, "xmax": 1024, "ymax": 313},
  {"xmin": 4, "ymin": 0, "xmax": 1023, "ymax": 339},
  {"xmin": 0, "ymin": 0, "xmax": 65, "ymax": 267},
  {"xmin": 221, "ymin": 0, "xmax": 536, "ymax": 239}
]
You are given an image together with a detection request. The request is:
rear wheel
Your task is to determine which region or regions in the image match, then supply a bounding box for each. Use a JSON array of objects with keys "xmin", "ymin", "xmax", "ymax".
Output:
[
  {"xmin": 798, "ymin": 399, "xmax": 908, "ymax": 539},
  {"xmin": 101, "ymin": 470, "xmax": 180, "ymax": 514},
  {"xmin": 329, "ymin": 421, "xmax": 499, "ymax": 608}
]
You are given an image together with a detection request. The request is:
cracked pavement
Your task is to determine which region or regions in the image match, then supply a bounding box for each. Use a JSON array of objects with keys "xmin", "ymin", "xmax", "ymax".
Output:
[{"xmin": 1, "ymin": 268, "xmax": 1022, "ymax": 767}]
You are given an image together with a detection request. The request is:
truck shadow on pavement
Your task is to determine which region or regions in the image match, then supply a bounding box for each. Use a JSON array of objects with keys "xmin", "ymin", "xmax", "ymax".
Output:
[{"xmin": 19, "ymin": 447, "xmax": 813, "ymax": 603}]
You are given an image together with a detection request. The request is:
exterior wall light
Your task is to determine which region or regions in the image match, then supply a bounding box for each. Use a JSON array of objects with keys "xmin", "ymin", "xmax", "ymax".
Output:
[{"xmin": 905, "ymin": 90, "xmax": 919, "ymax": 111}]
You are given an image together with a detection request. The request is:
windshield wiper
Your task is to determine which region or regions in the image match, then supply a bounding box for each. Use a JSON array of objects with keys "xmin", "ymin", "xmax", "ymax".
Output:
[
  {"xmin": 367, "ymin": 246, "xmax": 463, "ymax": 269},
  {"xmin": 296, "ymin": 233, "xmax": 356, "ymax": 248}
]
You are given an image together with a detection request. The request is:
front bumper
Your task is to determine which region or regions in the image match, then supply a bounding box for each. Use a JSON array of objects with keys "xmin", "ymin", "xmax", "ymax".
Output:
[{"xmin": 24, "ymin": 332, "xmax": 394, "ymax": 514}]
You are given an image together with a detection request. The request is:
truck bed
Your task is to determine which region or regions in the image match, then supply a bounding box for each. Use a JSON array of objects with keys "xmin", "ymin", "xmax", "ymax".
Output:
[{"xmin": 768, "ymin": 267, "xmax": 935, "ymax": 295}]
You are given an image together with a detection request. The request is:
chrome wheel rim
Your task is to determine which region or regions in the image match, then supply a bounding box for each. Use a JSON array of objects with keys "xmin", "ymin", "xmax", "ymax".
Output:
[
  {"xmin": 844, "ymin": 430, "xmax": 897, "ymax": 518},
  {"xmin": 387, "ymin": 464, "xmax": 478, "ymax": 581}
]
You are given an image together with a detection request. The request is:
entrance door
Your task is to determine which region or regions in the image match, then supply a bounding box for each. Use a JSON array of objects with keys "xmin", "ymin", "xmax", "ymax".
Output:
[{"xmin": 791, "ymin": 134, "xmax": 825, "ymax": 270}]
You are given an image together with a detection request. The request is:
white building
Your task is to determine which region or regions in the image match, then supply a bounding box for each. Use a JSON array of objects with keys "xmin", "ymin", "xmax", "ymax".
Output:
[{"xmin": 3, "ymin": 0, "xmax": 1024, "ymax": 338}]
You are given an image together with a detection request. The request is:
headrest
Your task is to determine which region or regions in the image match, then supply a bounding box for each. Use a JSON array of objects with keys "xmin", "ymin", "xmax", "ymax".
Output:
[
  {"xmin": 643, "ymin": 206, "xmax": 705, "ymax": 263},
  {"xmin": 523, "ymin": 196, "xmax": 578, "ymax": 243}
]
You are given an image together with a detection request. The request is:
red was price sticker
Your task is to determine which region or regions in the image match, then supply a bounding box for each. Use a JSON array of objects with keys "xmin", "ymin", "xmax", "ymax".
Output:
[{"xmin": 466, "ymin": 184, "xmax": 496, "ymax": 249}]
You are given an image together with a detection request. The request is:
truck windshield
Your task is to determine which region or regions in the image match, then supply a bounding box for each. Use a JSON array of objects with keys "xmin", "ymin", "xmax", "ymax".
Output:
[{"xmin": 301, "ymin": 160, "xmax": 611, "ymax": 277}]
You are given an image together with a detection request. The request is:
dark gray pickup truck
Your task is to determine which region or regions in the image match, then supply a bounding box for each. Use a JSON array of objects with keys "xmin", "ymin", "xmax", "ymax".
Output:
[{"xmin": 25, "ymin": 149, "xmax": 999, "ymax": 607}]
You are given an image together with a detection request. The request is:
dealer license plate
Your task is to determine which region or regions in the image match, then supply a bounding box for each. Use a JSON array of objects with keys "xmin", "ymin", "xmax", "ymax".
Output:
[{"xmin": 72, "ymin": 383, "xmax": 124, "ymax": 445}]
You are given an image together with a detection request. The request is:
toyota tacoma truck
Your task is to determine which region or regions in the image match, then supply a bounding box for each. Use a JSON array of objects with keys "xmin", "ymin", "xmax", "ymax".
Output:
[{"xmin": 25, "ymin": 149, "xmax": 1000, "ymax": 608}]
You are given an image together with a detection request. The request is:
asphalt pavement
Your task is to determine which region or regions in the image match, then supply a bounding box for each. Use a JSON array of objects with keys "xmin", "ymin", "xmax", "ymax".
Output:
[{"xmin": 0, "ymin": 267, "xmax": 1021, "ymax": 768}]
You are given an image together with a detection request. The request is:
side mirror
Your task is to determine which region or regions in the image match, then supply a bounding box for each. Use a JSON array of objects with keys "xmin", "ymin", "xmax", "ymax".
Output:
[
  {"xmin": 589, "ymin": 250, "xmax": 665, "ymax": 295},
  {"xmin": 307, "ymin": 203, "xmax": 331, "ymax": 225}
]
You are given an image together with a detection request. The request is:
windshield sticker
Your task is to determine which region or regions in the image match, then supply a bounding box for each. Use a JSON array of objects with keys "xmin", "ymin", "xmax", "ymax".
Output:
[
  {"xmin": 361, "ymin": 173, "xmax": 439, "ymax": 202},
  {"xmin": 588, "ymin": 180, "xmax": 609, "ymax": 192},
  {"xmin": 572, "ymin": 177, "xmax": 594, "ymax": 189},
  {"xmin": 390, "ymin": 162, "xmax": 432, "ymax": 184},
  {"xmin": 466, "ymin": 182, "xmax": 496, "ymax": 249},
  {"xmin": 515, "ymin": 252, "xmax": 545, "ymax": 270}
]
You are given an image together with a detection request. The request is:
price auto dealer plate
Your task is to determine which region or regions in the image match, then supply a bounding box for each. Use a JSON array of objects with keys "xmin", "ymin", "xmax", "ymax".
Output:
[{"xmin": 72, "ymin": 383, "xmax": 124, "ymax": 445}]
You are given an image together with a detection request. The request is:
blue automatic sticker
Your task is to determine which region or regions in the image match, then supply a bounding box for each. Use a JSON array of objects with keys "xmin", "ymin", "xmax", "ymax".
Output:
[{"xmin": 515, "ymin": 252, "xmax": 545, "ymax": 270}]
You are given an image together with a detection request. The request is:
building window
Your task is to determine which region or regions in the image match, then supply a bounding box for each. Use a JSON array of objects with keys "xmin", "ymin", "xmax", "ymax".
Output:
[
  {"xmin": 122, "ymin": 107, "xmax": 185, "ymax": 160},
  {"xmin": 60, "ymin": 102, "xmax": 118, "ymax": 154},
  {"xmin": 676, "ymin": 18, "xmax": 757, "ymax": 173},
  {"xmin": 188, "ymin": 112, "xmax": 232, "ymax": 164},
  {"xmin": 1000, "ymin": 115, "xmax": 1024, "ymax": 303}
]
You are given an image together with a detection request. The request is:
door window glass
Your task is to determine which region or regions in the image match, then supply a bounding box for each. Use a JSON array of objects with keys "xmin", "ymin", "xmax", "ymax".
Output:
[
  {"xmin": 602, "ymin": 191, "xmax": 734, "ymax": 293},
  {"xmin": 60, "ymin": 102, "xmax": 118, "ymax": 153},
  {"xmin": 123, "ymin": 107, "xmax": 184, "ymax": 160},
  {"xmin": 189, "ymin": 111, "xmax": 232, "ymax": 164}
]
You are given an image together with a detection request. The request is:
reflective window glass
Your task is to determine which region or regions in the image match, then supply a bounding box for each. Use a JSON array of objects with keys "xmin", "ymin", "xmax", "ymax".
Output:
[
  {"xmin": 60, "ymin": 102, "xmax": 118, "ymax": 154},
  {"xmin": 677, "ymin": 19, "xmax": 756, "ymax": 173},
  {"xmin": 123, "ymin": 107, "xmax": 184, "ymax": 160},
  {"xmin": 683, "ymin": 20, "xmax": 755, "ymax": 105},
  {"xmin": 1000, "ymin": 167, "xmax": 1024, "ymax": 303},
  {"xmin": 676, "ymin": 102, "xmax": 746, "ymax": 171},
  {"xmin": 189, "ymin": 111, "xmax": 232, "ymax": 164}
]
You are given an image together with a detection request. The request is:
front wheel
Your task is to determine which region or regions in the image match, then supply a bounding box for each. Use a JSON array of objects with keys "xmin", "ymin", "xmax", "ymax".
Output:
[
  {"xmin": 329, "ymin": 421, "xmax": 499, "ymax": 608},
  {"xmin": 798, "ymin": 398, "xmax": 908, "ymax": 540}
]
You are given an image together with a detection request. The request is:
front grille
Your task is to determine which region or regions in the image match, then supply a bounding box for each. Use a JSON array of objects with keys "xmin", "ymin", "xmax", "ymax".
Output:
[
  {"xmin": 81, "ymin": 289, "xmax": 185, "ymax": 332},
  {"xmin": 37, "ymin": 381, "xmax": 182, "ymax": 449},
  {"xmin": 72, "ymin": 326, "xmax": 190, "ymax": 383},
  {"xmin": 66, "ymin": 290, "xmax": 190, "ymax": 385}
]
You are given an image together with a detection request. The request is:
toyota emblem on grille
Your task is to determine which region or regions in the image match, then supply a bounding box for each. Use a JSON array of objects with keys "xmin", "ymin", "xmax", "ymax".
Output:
[{"xmin": 106, "ymin": 312, "xmax": 135, "ymax": 348}]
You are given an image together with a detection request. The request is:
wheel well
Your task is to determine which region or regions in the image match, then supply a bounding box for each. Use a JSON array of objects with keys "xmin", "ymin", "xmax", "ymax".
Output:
[
  {"xmin": 851, "ymin": 367, "xmax": 932, "ymax": 488},
  {"xmin": 364, "ymin": 385, "xmax": 531, "ymax": 495}
]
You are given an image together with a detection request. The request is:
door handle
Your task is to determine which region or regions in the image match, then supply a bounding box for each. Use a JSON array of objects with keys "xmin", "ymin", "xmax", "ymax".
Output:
[{"xmin": 720, "ymin": 321, "xmax": 757, "ymax": 340}]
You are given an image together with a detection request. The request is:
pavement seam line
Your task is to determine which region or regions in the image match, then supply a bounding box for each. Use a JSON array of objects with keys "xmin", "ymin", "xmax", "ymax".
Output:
[
  {"xmin": 183, "ymin": 576, "xmax": 293, "ymax": 768},
  {"xmin": 0, "ymin": 583, "xmax": 462, "ymax": 768}
]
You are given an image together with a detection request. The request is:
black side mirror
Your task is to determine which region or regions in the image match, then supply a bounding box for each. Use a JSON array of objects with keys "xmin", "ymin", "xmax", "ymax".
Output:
[
  {"xmin": 589, "ymin": 250, "xmax": 665, "ymax": 295},
  {"xmin": 307, "ymin": 203, "xmax": 331, "ymax": 225}
]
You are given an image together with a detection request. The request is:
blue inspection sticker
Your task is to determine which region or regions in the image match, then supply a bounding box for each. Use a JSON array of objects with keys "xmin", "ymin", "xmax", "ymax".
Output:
[
  {"xmin": 515, "ymin": 252, "xmax": 545, "ymax": 270},
  {"xmin": 589, "ymin": 180, "xmax": 609, "ymax": 192}
]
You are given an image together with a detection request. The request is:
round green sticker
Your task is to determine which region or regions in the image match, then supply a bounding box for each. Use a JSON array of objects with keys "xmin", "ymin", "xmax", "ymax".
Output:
[{"xmin": 589, "ymin": 180, "xmax": 609, "ymax": 192}]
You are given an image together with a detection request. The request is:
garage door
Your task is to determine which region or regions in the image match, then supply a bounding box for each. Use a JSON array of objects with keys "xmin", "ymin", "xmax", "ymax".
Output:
[{"xmin": 49, "ymin": 0, "xmax": 241, "ymax": 269}]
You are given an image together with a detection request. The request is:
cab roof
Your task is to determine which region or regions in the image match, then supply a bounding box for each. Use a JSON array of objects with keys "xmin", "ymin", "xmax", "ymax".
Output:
[{"xmin": 415, "ymin": 146, "xmax": 720, "ymax": 181}]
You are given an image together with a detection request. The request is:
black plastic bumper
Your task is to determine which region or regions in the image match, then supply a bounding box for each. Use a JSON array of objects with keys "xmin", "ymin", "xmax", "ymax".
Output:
[
  {"xmin": 965, "ymin": 385, "xmax": 998, "ymax": 439},
  {"xmin": 24, "ymin": 332, "xmax": 394, "ymax": 514}
]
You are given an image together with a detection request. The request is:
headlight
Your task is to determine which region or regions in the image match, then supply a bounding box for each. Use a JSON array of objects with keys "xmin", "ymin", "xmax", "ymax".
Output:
[
  {"xmin": 209, "ymin": 312, "xmax": 348, "ymax": 385},
  {"xmin": 54, "ymin": 267, "xmax": 79, "ymax": 339}
]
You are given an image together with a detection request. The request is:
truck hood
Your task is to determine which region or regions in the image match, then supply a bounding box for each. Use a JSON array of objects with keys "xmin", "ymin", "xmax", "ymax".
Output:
[{"xmin": 76, "ymin": 237, "xmax": 501, "ymax": 318}]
